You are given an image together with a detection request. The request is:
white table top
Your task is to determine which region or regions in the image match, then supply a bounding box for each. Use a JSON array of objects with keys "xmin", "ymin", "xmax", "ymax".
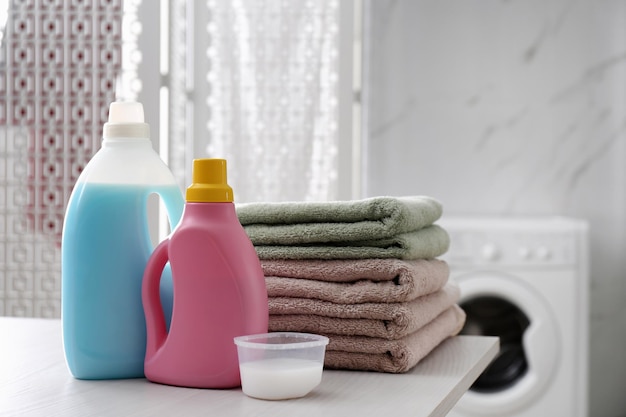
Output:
[{"xmin": 0, "ymin": 317, "xmax": 498, "ymax": 417}]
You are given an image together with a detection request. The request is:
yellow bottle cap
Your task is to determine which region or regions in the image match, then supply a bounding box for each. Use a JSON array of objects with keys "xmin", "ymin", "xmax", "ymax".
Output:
[{"xmin": 185, "ymin": 158, "xmax": 234, "ymax": 203}]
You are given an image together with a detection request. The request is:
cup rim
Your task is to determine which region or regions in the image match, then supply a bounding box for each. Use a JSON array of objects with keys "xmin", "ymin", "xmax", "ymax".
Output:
[{"xmin": 234, "ymin": 332, "xmax": 329, "ymax": 350}]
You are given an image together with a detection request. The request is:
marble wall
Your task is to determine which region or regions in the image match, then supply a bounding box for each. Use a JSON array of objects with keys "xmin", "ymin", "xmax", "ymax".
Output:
[{"xmin": 363, "ymin": 1, "xmax": 626, "ymax": 416}]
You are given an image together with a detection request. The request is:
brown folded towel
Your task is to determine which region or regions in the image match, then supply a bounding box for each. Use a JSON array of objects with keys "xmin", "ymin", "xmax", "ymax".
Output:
[
  {"xmin": 323, "ymin": 305, "xmax": 466, "ymax": 373},
  {"xmin": 268, "ymin": 282, "xmax": 460, "ymax": 339},
  {"xmin": 263, "ymin": 258, "xmax": 449, "ymax": 304}
]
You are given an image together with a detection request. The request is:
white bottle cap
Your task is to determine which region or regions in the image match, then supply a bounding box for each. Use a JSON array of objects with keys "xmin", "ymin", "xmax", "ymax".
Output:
[{"xmin": 103, "ymin": 101, "xmax": 150, "ymax": 139}]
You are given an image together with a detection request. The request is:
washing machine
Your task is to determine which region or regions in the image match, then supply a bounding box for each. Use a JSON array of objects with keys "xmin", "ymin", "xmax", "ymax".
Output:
[{"xmin": 439, "ymin": 216, "xmax": 589, "ymax": 417}]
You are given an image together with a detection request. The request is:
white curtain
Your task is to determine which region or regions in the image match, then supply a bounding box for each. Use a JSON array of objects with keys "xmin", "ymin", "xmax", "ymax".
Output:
[{"xmin": 166, "ymin": 0, "xmax": 342, "ymax": 203}]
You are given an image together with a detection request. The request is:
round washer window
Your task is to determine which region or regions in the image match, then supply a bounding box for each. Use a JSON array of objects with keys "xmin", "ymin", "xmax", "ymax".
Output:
[
  {"xmin": 460, "ymin": 296, "xmax": 530, "ymax": 393},
  {"xmin": 453, "ymin": 273, "xmax": 560, "ymax": 414}
]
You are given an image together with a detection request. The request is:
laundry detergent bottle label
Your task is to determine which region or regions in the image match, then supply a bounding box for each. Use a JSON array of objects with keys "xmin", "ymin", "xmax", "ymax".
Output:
[{"xmin": 142, "ymin": 158, "xmax": 269, "ymax": 388}]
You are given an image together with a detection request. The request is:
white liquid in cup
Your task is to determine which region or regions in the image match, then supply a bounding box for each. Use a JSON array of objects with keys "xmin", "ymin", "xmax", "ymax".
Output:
[{"xmin": 239, "ymin": 358, "xmax": 323, "ymax": 400}]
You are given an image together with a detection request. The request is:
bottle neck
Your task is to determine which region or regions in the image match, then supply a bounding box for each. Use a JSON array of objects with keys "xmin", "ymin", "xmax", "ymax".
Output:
[
  {"xmin": 182, "ymin": 202, "xmax": 236, "ymax": 221},
  {"xmin": 101, "ymin": 137, "xmax": 152, "ymax": 148}
]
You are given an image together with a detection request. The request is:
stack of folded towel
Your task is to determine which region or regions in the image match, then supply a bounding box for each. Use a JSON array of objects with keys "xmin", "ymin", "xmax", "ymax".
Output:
[{"xmin": 236, "ymin": 196, "xmax": 466, "ymax": 373}]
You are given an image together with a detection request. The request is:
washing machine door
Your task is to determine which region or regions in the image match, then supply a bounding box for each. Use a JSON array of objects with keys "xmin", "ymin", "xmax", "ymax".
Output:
[{"xmin": 454, "ymin": 271, "xmax": 560, "ymax": 415}]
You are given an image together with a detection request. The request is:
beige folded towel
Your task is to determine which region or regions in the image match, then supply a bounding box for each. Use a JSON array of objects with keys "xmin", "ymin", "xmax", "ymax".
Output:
[
  {"xmin": 263, "ymin": 258, "xmax": 449, "ymax": 304},
  {"xmin": 268, "ymin": 282, "xmax": 460, "ymax": 339},
  {"xmin": 324, "ymin": 305, "xmax": 466, "ymax": 373}
]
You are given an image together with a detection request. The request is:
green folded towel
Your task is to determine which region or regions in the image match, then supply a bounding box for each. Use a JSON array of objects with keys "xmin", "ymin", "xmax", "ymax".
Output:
[
  {"xmin": 252, "ymin": 225, "xmax": 449, "ymax": 260},
  {"xmin": 236, "ymin": 196, "xmax": 443, "ymax": 245}
]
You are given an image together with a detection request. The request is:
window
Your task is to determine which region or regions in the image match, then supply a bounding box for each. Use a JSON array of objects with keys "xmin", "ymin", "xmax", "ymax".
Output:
[{"xmin": 0, "ymin": 0, "xmax": 360, "ymax": 318}]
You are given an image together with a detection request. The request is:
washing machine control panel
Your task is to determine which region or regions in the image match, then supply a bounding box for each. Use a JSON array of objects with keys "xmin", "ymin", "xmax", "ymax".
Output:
[{"xmin": 440, "ymin": 218, "xmax": 585, "ymax": 267}]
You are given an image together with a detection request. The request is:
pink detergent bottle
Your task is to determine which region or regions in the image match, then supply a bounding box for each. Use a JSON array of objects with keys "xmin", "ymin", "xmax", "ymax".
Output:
[{"xmin": 142, "ymin": 158, "xmax": 268, "ymax": 388}]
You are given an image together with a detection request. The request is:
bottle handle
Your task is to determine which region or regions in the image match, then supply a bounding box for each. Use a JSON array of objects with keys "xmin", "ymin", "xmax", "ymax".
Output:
[
  {"xmin": 142, "ymin": 238, "xmax": 171, "ymax": 359},
  {"xmin": 155, "ymin": 189, "xmax": 183, "ymax": 327},
  {"xmin": 160, "ymin": 188, "xmax": 184, "ymax": 232}
]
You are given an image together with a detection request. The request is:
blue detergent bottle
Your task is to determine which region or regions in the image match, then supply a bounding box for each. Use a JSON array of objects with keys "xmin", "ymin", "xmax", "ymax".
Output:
[{"xmin": 61, "ymin": 101, "xmax": 184, "ymax": 379}]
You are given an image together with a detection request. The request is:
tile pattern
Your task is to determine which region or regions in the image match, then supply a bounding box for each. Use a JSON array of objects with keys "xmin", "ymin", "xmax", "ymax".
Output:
[{"xmin": 0, "ymin": 0, "xmax": 122, "ymax": 317}]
